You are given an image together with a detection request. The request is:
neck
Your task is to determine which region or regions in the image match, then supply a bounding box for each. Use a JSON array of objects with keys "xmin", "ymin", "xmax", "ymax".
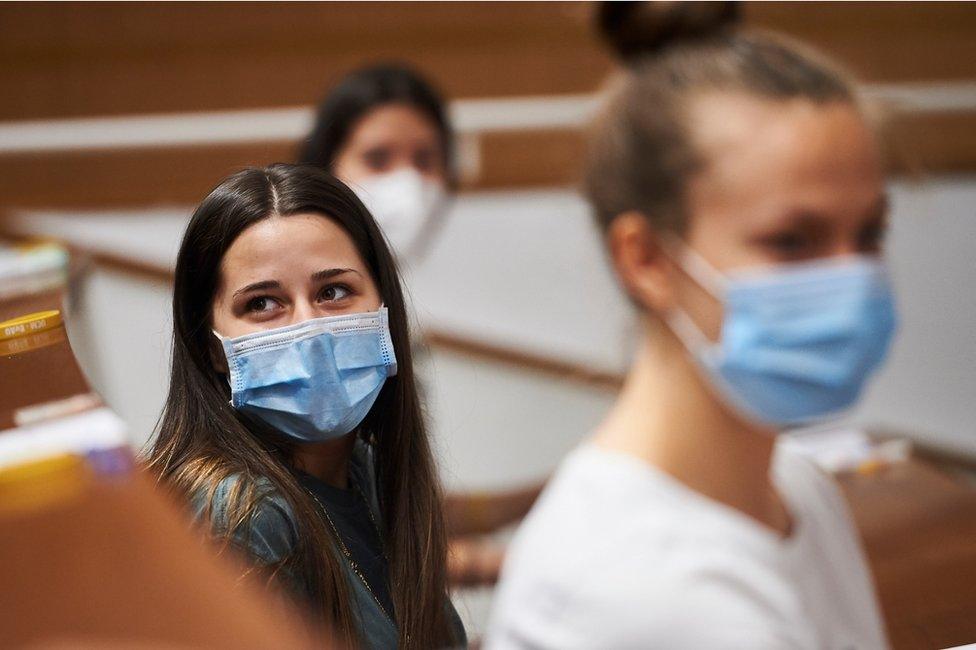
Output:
[
  {"xmin": 592, "ymin": 319, "xmax": 790, "ymax": 536},
  {"xmin": 291, "ymin": 431, "xmax": 358, "ymax": 489}
]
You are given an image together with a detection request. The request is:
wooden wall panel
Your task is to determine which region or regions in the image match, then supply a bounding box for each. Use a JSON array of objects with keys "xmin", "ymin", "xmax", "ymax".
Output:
[
  {"xmin": 745, "ymin": 2, "xmax": 976, "ymax": 82},
  {"xmin": 886, "ymin": 111, "xmax": 976, "ymax": 176},
  {"xmin": 2, "ymin": 2, "xmax": 974, "ymax": 122},
  {"xmin": 0, "ymin": 142, "xmax": 298, "ymax": 209},
  {"xmin": 1, "ymin": 112, "xmax": 974, "ymax": 211},
  {"xmin": 0, "ymin": 130, "xmax": 591, "ymax": 210},
  {"xmin": 0, "ymin": 2, "xmax": 610, "ymax": 120},
  {"xmin": 1, "ymin": 2, "xmax": 974, "ymax": 211},
  {"xmin": 475, "ymin": 128, "xmax": 586, "ymax": 190}
]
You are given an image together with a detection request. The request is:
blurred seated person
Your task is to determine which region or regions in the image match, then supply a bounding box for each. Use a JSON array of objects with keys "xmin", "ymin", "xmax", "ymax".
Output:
[{"xmin": 299, "ymin": 64, "xmax": 546, "ymax": 586}]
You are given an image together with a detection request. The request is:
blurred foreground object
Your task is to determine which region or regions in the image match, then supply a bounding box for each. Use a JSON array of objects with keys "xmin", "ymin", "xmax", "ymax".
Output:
[
  {"xmin": 0, "ymin": 242, "xmax": 67, "ymax": 302},
  {"xmin": 0, "ymin": 242, "xmax": 68, "ymax": 322},
  {"xmin": 0, "ymin": 272, "xmax": 326, "ymax": 648},
  {"xmin": 0, "ymin": 455, "xmax": 323, "ymax": 648}
]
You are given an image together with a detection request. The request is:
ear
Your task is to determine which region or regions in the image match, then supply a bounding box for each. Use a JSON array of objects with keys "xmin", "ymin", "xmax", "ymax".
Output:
[{"xmin": 606, "ymin": 211, "xmax": 677, "ymax": 313}]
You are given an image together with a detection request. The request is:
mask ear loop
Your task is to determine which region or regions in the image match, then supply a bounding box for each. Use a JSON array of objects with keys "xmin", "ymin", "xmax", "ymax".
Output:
[
  {"xmin": 666, "ymin": 238, "xmax": 728, "ymax": 298},
  {"xmin": 209, "ymin": 329, "xmax": 237, "ymax": 398},
  {"xmin": 659, "ymin": 235, "xmax": 729, "ymax": 360},
  {"xmin": 211, "ymin": 328, "xmax": 234, "ymax": 359}
]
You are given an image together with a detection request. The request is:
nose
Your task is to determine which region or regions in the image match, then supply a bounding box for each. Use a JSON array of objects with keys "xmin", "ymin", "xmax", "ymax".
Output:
[
  {"xmin": 827, "ymin": 229, "xmax": 865, "ymax": 258},
  {"xmin": 388, "ymin": 160, "xmax": 418, "ymax": 175},
  {"xmin": 830, "ymin": 243, "xmax": 859, "ymax": 257},
  {"xmin": 291, "ymin": 300, "xmax": 318, "ymax": 325}
]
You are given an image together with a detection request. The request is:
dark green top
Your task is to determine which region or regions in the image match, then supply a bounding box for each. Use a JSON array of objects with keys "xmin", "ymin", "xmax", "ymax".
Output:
[
  {"xmin": 294, "ymin": 466, "xmax": 396, "ymax": 620},
  {"xmin": 192, "ymin": 440, "xmax": 466, "ymax": 649}
]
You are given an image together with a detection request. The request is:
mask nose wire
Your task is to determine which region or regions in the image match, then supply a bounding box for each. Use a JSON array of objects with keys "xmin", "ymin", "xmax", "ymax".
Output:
[{"xmin": 212, "ymin": 305, "xmax": 389, "ymax": 349}]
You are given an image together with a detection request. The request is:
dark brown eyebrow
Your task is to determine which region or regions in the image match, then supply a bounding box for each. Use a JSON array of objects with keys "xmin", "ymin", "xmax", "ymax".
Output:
[
  {"xmin": 311, "ymin": 268, "xmax": 360, "ymax": 282},
  {"xmin": 774, "ymin": 191, "xmax": 890, "ymax": 230},
  {"xmin": 772, "ymin": 209, "xmax": 832, "ymax": 232},
  {"xmin": 232, "ymin": 269, "xmax": 359, "ymax": 299},
  {"xmin": 232, "ymin": 279, "xmax": 280, "ymax": 298}
]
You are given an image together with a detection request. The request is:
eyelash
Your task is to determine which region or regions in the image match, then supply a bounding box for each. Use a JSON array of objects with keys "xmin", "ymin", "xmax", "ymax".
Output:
[
  {"xmin": 758, "ymin": 223, "xmax": 886, "ymax": 260},
  {"xmin": 243, "ymin": 284, "xmax": 353, "ymax": 314},
  {"xmin": 319, "ymin": 284, "xmax": 352, "ymax": 302},
  {"xmin": 363, "ymin": 149, "xmax": 390, "ymax": 170},
  {"xmin": 762, "ymin": 232, "xmax": 810, "ymax": 256},
  {"xmin": 244, "ymin": 295, "xmax": 280, "ymax": 313}
]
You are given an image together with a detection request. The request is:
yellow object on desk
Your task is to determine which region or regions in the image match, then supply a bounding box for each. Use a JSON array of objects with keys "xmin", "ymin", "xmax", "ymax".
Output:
[
  {"xmin": 0, "ymin": 310, "xmax": 62, "ymax": 342},
  {"xmin": 0, "ymin": 453, "xmax": 88, "ymax": 516}
]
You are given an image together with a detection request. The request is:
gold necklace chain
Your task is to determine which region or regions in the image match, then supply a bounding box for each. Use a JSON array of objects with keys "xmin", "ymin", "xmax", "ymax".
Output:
[{"xmin": 307, "ymin": 488, "xmax": 394, "ymax": 623}]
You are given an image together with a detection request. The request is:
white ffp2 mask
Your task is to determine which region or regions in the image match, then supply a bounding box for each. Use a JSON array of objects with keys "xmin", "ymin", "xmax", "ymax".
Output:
[{"xmin": 351, "ymin": 168, "xmax": 447, "ymax": 262}]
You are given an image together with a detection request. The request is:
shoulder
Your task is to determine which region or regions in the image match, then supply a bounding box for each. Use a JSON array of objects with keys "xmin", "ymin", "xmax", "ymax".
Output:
[
  {"xmin": 773, "ymin": 440, "xmax": 855, "ymax": 528},
  {"xmin": 488, "ymin": 446, "xmax": 810, "ymax": 649},
  {"xmin": 503, "ymin": 445, "xmax": 686, "ymax": 563},
  {"xmin": 191, "ymin": 472, "xmax": 298, "ymax": 567},
  {"xmin": 489, "ymin": 549, "xmax": 799, "ymax": 649},
  {"xmin": 773, "ymin": 439, "xmax": 836, "ymax": 488},
  {"xmin": 487, "ymin": 448, "xmax": 663, "ymax": 643}
]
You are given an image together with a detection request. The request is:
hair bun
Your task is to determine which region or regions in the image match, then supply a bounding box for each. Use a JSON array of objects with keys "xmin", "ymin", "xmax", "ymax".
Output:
[{"xmin": 597, "ymin": 1, "xmax": 740, "ymax": 62}]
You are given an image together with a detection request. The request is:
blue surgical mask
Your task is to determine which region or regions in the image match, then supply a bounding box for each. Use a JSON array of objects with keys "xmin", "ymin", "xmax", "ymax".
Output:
[
  {"xmin": 666, "ymin": 244, "xmax": 898, "ymax": 429},
  {"xmin": 216, "ymin": 307, "xmax": 397, "ymax": 443}
]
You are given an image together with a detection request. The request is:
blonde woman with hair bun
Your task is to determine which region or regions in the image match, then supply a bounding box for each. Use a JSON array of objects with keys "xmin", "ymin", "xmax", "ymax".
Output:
[{"xmin": 487, "ymin": 3, "xmax": 893, "ymax": 648}]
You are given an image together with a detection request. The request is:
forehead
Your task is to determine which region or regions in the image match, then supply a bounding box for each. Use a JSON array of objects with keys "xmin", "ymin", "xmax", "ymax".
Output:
[
  {"xmin": 347, "ymin": 103, "xmax": 440, "ymax": 147},
  {"xmin": 686, "ymin": 92, "xmax": 884, "ymax": 213},
  {"xmin": 219, "ymin": 214, "xmax": 367, "ymax": 287}
]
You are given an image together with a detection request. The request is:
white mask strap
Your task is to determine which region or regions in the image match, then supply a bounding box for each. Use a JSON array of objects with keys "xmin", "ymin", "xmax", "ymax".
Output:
[
  {"xmin": 660, "ymin": 236, "xmax": 724, "ymax": 355},
  {"xmin": 664, "ymin": 307, "xmax": 712, "ymax": 354},
  {"xmin": 661, "ymin": 235, "xmax": 727, "ymax": 298}
]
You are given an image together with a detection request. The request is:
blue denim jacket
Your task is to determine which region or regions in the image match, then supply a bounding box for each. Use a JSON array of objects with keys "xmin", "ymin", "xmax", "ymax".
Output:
[{"xmin": 192, "ymin": 440, "xmax": 466, "ymax": 649}]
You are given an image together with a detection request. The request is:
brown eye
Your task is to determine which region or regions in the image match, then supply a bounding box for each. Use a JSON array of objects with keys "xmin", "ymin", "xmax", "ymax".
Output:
[
  {"xmin": 413, "ymin": 148, "xmax": 437, "ymax": 173},
  {"xmin": 319, "ymin": 285, "xmax": 352, "ymax": 302},
  {"xmin": 765, "ymin": 231, "xmax": 810, "ymax": 257},
  {"xmin": 246, "ymin": 296, "xmax": 279, "ymax": 313},
  {"xmin": 362, "ymin": 148, "xmax": 391, "ymax": 172}
]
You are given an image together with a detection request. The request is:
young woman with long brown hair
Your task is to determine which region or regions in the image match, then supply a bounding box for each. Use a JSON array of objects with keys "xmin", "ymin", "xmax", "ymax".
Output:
[{"xmin": 147, "ymin": 164, "xmax": 465, "ymax": 649}]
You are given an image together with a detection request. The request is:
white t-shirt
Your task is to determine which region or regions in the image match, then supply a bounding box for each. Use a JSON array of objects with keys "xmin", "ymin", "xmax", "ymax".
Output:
[{"xmin": 486, "ymin": 441, "xmax": 888, "ymax": 650}]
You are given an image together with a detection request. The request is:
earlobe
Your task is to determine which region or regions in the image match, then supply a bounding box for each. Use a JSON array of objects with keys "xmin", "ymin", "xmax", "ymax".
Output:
[{"xmin": 607, "ymin": 212, "xmax": 677, "ymax": 313}]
